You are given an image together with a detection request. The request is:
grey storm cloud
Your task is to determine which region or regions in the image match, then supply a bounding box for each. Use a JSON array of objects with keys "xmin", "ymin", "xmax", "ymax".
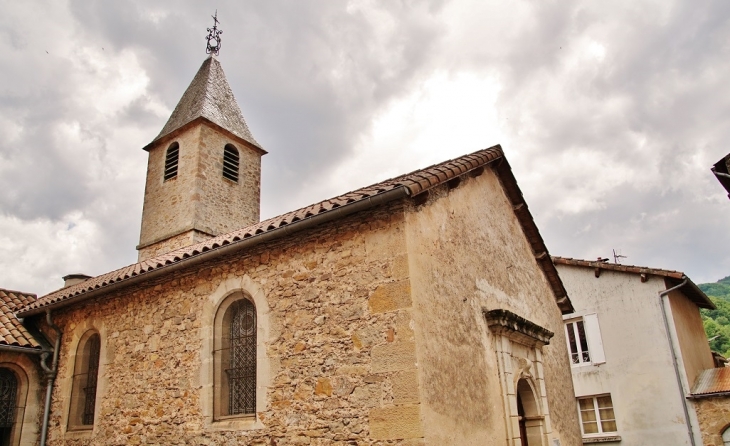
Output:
[
  {"xmin": 440, "ymin": 1, "xmax": 730, "ymax": 283},
  {"xmin": 1, "ymin": 0, "xmax": 730, "ymax": 295}
]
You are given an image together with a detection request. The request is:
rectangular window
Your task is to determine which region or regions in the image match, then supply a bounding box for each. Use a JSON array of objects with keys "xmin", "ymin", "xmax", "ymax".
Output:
[
  {"xmin": 564, "ymin": 314, "xmax": 605, "ymax": 366},
  {"xmin": 566, "ymin": 319, "xmax": 590, "ymax": 364},
  {"xmin": 577, "ymin": 395, "xmax": 617, "ymax": 436}
]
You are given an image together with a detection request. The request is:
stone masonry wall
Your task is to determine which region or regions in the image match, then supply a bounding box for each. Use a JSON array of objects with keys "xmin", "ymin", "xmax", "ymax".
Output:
[
  {"xmin": 138, "ymin": 122, "xmax": 262, "ymax": 261},
  {"xmin": 46, "ymin": 201, "xmax": 426, "ymax": 445},
  {"xmin": 138, "ymin": 230, "xmax": 214, "ymax": 263},
  {"xmin": 195, "ymin": 124, "xmax": 261, "ymax": 236},
  {"xmin": 138, "ymin": 126, "xmax": 202, "ymax": 256},
  {"xmin": 404, "ymin": 169, "xmax": 582, "ymax": 445},
  {"xmin": 694, "ymin": 396, "xmax": 730, "ymax": 446},
  {"xmin": 0, "ymin": 351, "xmax": 44, "ymax": 446}
]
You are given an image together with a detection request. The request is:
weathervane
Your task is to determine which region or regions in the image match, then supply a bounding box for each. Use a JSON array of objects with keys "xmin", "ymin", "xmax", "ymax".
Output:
[{"xmin": 206, "ymin": 10, "xmax": 222, "ymax": 56}]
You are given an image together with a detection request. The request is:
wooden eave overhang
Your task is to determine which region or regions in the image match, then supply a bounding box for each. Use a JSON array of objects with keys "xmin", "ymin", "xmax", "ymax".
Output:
[{"xmin": 552, "ymin": 256, "xmax": 715, "ymax": 310}]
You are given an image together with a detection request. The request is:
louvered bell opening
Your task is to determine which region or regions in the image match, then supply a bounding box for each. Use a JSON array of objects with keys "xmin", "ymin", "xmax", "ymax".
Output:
[
  {"xmin": 223, "ymin": 144, "xmax": 240, "ymax": 183},
  {"xmin": 164, "ymin": 143, "xmax": 179, "ymax": 181}
]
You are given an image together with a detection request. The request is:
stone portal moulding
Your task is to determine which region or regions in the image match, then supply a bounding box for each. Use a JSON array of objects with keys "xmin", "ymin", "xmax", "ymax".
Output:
[
  {"xmin": 483, "ymin": 309, "xmax": 554, "ymax": 348},
  {"xmin": 484, "ymin": 308, "xmax": 556, "ymax": 446}
]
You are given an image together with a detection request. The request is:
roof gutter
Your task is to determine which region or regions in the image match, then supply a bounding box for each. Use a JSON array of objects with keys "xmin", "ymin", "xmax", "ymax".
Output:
[
  {"xmin": 39, "ymin": 310, "xmax": 61, "ymax": 446},
  {"xmin": 659, "ymin": 278, "xmax": 698, "ymax": 446},
  {"xmin": 19, "ymin": 186, "xmax": 411, "ymax": 317},
  {"xmin": 0, "ymin": 345, "xmax": 44, "ymax": 355},
  {"xmin": 687, "ymin": 391, "xmax": 730, "ymax": 399}
]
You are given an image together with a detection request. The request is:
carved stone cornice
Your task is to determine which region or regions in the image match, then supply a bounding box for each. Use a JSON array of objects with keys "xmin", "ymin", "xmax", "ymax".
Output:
[{"xmin": 484, "ymin": 309, "xmax": 554, "ymax": 347}]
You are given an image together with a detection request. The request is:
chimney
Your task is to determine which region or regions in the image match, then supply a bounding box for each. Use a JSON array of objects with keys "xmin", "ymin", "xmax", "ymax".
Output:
[{"xmin": 63, "ymin": 274, "xmax": 92, "ymax": 288}]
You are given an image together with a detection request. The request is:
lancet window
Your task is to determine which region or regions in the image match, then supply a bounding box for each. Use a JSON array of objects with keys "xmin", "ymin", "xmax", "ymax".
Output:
[
  {"xmin": 69, "ymin": 331, "xmax": 101, "ymax": 430},
  {"xmin": 223, "ymin": 144, "xmax": 240, "ymax": 182},
  {"xmin": 214, "ymin": 294, "xmax": 257, "ymax": 418},
  {"xmin": 164, "ymin": 142, "xmax": 179, "ymax": 181}
]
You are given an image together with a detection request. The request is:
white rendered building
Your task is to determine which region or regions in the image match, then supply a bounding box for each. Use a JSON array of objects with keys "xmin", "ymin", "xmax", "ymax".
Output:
[{"xmin": 553, "ymin": 257, "xmax": 716, "ymax": 445}]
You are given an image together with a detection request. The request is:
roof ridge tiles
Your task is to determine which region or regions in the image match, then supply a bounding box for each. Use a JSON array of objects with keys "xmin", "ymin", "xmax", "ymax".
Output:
[
  {"xmin": 21, "ymin": 144, "xmax": 574, "ymax": 316},
  {"xmin": 0, "ymin": 289, "xmax": 41, "ymax": 349},
  {"xmin": 551, "ymin": 255, "xmax": 713, "ymax": 310},
  {"xmin": 0, "ymin": 288, "xmax": 37, "ymax": 299},
  {"xmin": 551, "ymin": 256, "xmax": 685, "ymax": 277}
]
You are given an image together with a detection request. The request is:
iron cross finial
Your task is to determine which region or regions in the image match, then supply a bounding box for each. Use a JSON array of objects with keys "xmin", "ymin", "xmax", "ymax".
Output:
[{"xmin": 206, "ymin": 10, "xmax": 222, "ymax": 56}]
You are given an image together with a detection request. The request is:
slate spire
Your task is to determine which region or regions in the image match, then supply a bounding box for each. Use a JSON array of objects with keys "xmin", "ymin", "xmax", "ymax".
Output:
[{"xmin": 146, "ymin": 55, "xmax": 262, "ymax": 151}]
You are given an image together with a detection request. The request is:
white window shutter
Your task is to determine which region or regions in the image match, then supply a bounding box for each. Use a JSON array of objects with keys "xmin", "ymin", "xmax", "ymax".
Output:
[{"xmin": 583, "ymin": 313, "xmax": 606, "ymax": 365}]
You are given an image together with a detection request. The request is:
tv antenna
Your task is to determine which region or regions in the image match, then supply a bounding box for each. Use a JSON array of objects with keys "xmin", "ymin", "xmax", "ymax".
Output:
[{"xmin": 613, "ymin": 249, "xmax": 627, "ymax": 264}]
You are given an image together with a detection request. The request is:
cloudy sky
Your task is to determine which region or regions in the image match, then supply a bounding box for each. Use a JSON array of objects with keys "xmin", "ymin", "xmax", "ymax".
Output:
[{"xmin": 2, "ymin": 0, "xmax": 730, "ymax": 296}]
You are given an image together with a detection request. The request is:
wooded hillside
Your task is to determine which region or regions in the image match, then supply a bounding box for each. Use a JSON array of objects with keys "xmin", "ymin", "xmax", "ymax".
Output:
[{"xmin": 698, "ymin": 276, "xmax": 730, "ymax": 358}]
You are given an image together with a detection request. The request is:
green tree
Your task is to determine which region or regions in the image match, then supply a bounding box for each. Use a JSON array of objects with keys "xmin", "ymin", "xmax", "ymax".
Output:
[{"xmin": 698, "ymin": 279, "xmax": 730, "ymax": 358}]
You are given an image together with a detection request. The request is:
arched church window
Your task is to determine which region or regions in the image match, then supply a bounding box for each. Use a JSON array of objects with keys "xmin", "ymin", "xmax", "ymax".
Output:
[
  {"xmin": 164, "ymin": 142, "xmax": 179, "ymax": 181},
  {"xmin": 214, "ymin": 296, "xmax": 256, "ymax": 418},
  {"xmin": 722, "ymin": 424, "xmax": 730, "ymax": 446},
  {"xmin": 68, "ymin": 332, "xmax": 101, "ymax": 430},
  {"xmin": 0, "ymin": 368, "xmax": 17, "ymax": 446},
  {"xmin": 222, "ymin": 144, "xmax": 240, "ymax": 182}
]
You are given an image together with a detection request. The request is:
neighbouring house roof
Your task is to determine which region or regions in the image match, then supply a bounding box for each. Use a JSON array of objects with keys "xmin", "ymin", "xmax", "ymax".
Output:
[
  {"xmin": 19, "ymin": 145, "xmax": 573, "ymax": 316},
  {"xmin": 0, "ymin": 289, "xmax": 41, "ymax": 349},
  {"xmin": 691, "ymin": 367, "xmax": 730, "ymax": 397},
  {"xmin": 712, "ymin": 352, "xmax": 728, "ymax": 368},
  {"xmin": 552, "ymin": 256, "xmax": 715, "ymax": 310},
  {"xmin": 143, "ymin": 55, "xmax": 263, "ymax": 152},
  {"xmin": 711, "ymin": 153, "xmax": 730, "ymax": 198}
]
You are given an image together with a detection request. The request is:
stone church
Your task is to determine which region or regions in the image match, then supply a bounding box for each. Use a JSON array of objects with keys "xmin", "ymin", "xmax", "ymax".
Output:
[{"xmin": 0, "ymin": 49, "xmax": 582, "ymax": 445}]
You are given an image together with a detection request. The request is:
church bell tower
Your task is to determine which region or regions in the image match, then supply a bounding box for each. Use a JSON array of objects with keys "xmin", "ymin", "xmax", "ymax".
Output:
[{"xmin": 137, "ymin": 16, "xmax": 266, "ymax": 261}]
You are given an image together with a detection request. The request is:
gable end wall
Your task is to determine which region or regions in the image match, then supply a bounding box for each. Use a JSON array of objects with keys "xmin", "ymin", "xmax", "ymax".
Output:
[{"xmin": 404, "ymin": 168, "xmax": 580, "ymax": 445}]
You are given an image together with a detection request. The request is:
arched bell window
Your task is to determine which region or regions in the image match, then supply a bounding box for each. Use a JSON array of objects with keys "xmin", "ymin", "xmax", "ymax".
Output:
[
  {"xmin": 214, "ymin": 295, "xmax": 257, "ymax": 418},
  {"xmin": 68, "ymin": 331, "xmax": 101, "ymax": 430},
  {"xmin": 164, "ymin": 142, "xmax": 179, "ymax": 181},
  {"xmin": 0, "ymin": 368, "xmax": 17, "ymax": 446},
  {"xmin": 222, "ymin": 144, "xmax": 240, "ymax": 183}
]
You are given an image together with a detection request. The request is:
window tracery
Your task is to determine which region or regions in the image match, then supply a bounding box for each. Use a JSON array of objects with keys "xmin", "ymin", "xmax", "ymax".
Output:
[
  {"xmin": 0, "ymin": 368, "xmax": 17, "ymax": 445},
  {"xmin": 214, "ymin": 294, "xmax": 257, "ymax": 419},
  {"xmin": 68, "ymin": 331, "xmax": 101, "ymax": 430}
]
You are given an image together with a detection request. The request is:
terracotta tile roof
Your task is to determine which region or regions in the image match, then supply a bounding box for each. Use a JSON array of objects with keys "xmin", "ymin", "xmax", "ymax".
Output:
[
  {"xmin": 552, "ymin": 256, "xmax": 686, "ymax": 278},
  {"xmin": 552, "ymin": 256, "xmax": 714, "ymax": 310},
  {"xmin": 0, "ymin": 289, "xmax": 41, "ymax": 349},
  {"xmin": 20, "ymin": 145, "xmax": 573, "ymax": 315},
  {"xmin": 691, "ymin": 367, "xmax": 730, "ymax": 396},
  {"xmin": 144, "ymin": 56, "xmax": 263, "ymax": 151}
]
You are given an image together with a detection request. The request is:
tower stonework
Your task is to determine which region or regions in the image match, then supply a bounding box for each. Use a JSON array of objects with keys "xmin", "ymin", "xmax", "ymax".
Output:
[{"xmin": 137, "ymin": 56, "xmax": 266, "ymax": 261}]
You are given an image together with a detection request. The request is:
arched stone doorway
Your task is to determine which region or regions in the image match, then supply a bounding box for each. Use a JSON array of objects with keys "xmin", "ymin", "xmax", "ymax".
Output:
[
  {"xmin": 516, "ymin": 378, "xmax": 544, "ymax": 446},
  {"xmin": 484, "ymin": 309, "xmax": 556, "ymax": 446},
  {"xmin": 0, "ymin": 368, "xmax": 18, "ymax": 446}
]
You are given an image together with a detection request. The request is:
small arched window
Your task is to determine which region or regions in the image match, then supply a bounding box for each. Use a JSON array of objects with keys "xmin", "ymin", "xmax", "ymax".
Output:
[
  {"xmin": 69, "ymin": 332, "xmax": 101, "ymax": 430},
  {"xmin": 222, "ymin": 144, "xmax": 240, "ymax": 183},
  {"xmin": 723, "ymin": 425, "xmax": 730, "ymax": 446},
  {"xmin": 214, "ymin": 296, "xmax": 256, "ymax": 418},
  {"xmin": 164, "ymin": 142, "xmax": 179, "ymax": 181},
  {"xmin": 0, "ymin": 368, "xmax": 17, "ymax": 445}
]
